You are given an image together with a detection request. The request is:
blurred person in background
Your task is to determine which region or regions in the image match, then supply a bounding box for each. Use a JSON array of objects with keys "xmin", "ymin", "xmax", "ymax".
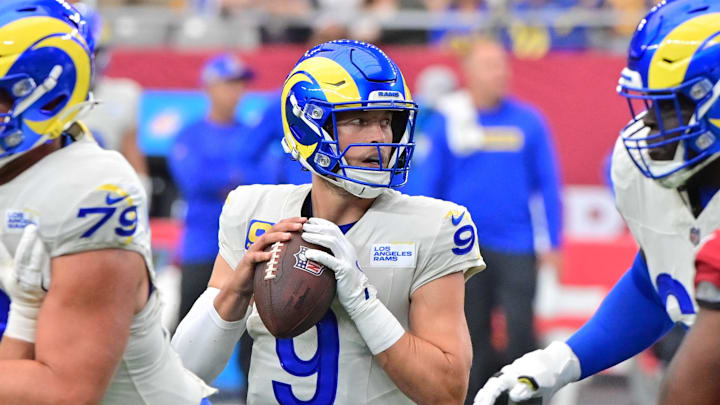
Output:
[
  {"xmin": 473, "ymin": 1, "xmax": 720, "ymax": 404},
  {"xmin": 168, "ymin": 53, "xmax": 272, "ymax": 328},
  {"xmin": 403, "ymin": 64, "xmax": 458, "ymax": 196},
  {"xmin": 71, "ymin": 1, "xmax": 151, "ymax": 195},
  {"xmin": 422, "ymin": 36, "xmax": 563, "ymax": 405}
]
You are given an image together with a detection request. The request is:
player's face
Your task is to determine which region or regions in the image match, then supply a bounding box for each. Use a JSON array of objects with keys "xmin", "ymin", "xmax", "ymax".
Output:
[
  {"xmin": 464, "ymin": 42, "xmax": 509, "ymax": 104},
  {"xmin": 0, "ymin": 89, "xmax": 12, "ymax": 115},
  {"xmin": 334, "ymin": 110, "xmax": 393, "ymax": 169},
  {"xmin": 207, "ymin": 79, "xmax": 246, "ymax": 118},
  {"xmin": 642, "ymin": 96, "xmax": 695, "ymax": 161}
]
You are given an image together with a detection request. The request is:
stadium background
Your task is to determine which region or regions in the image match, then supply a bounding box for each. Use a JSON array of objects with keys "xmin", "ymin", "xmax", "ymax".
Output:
[{"xmin": 93, "ymin": 1, "xmax": 662, "ymax": 404}]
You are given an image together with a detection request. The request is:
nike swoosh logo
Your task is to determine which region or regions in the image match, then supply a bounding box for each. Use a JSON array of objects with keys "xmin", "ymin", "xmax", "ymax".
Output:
[
  {"xmin": 323, "ymin": 80, "xmax": 346, "ymax": 86},
  {"xmin": 106, "ymin": 193, "xmax": 128, "ymax": 205},
  {"xmin": 451, "ymin": 211, "xmax": 465, "ymax": 226}
]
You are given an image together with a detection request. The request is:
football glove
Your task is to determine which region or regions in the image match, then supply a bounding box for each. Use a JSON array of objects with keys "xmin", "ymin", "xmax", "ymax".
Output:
[
  {"xmin": 0, "ymin": 225, "xmax": 51, "ymax": 342},
  {"xmin": 474, "ymin": 341, "xmax": 581, "ymax": 405},
  {"xmin": 302, "ymin": 217, "xmax": 405, "ymax": 354}
]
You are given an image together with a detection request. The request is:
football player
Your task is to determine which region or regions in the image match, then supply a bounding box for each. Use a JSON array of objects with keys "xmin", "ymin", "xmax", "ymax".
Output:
[
  {"xmin": 658, "ymin": 229, "xmax": 720, "ymax": 404},
  {"xmin": 0, "ymin": 1, "xmax": 214, "ymax": 404},
  {"xmin": 474, "ymin": 1, "xmax": 720, "ymax": 404},
  {"xmin": 172, "ymin": 39, "xmax": 486, "ymax": 404}
]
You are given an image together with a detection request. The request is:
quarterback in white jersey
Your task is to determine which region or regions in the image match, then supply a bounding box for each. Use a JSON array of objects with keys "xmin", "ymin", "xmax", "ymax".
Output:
[
  {"xmin": 219, "ymin": 184, "xmax": 483, "ymax": 404},
  {"xmin": 474, "ymin": 2, "xmax": 720, "ymax": 404},
  {"xmin": 0, "ymin": 2, "xmax": 213, "ymax": 404},
  {"xmin": 172, "ymin": 40, "xmax": 485, "ymax": 405}
]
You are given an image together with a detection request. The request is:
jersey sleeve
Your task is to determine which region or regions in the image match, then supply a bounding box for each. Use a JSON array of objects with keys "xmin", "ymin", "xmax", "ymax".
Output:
[
  {"xmin": 49, "ymin": 175, "xmax": 151, "ymax": 261},
  {"xmin": 695, "ymin": 231, "xmax": 720, "ymax": 309},
  {"xmin": 217, "ymin": 188, "xmax": 251, "ymax": 270},
  {"xmin": 411, "ymin": 203, "xmax": 486, "ymax": 295}
]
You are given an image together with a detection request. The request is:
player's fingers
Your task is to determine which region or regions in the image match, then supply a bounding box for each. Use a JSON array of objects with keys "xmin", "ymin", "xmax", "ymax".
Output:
[
  {"xmin": 474, "ymin": 377, "xmax": 509, "ymax": 405},
  {"xmin": 249, "ymin": 231, "xmax": 293, "ymax": 252},
  {"xmin": 244, "ymin": 250, "xmax": 274, "ymax": 265},
  {"xmin": 304, "ymin": 249, "xmax": 340, "ymax": 272},
  {"xmin": 508, "ymin": 378, "xmax": 536, "ymax": 402},
  {"xmin": 271, "ymin": 217, "xmax": 306, "ymax": 232},
  {"xmin": 301, "ymin": 232, "xmax": 335, "ymax": 250}
]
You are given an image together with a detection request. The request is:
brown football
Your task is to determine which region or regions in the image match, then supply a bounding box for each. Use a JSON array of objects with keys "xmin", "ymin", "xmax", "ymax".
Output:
[{"xmin": 253, "ymin": 232, "xmax": 336, "ymax": 339}]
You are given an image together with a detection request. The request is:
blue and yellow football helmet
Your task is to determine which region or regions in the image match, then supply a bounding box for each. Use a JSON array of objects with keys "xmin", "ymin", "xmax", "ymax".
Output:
[
  {"xmin": 281, "ymin": 40, "xmax": 417, "ymax": 198},
  {"xmin": 617, "ymin": 0, "xmax": 720, "ymax": 188},
  {"xmin": 0, "ymin": 0, "xmax": 94, "ymax": 166}
]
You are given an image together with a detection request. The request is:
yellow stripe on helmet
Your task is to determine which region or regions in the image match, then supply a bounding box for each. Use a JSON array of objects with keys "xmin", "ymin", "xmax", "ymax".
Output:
[
  {"xmin": 649, "ymin": 13, "xmax": 720, "ymax": 89},
  {"xmin": 282, "ymin": 71, "xmax": 319, "ymax": 160},
  {"xmin": 290, "ymin": 56, "xmax": 361, "ymax": 105},
  {"xmin": 0, "ymin": 16, "xmax": 90, "ymax": 138},
  {"xmin": 0, "ymin": 17, "xmax": 86, "ymax": 76}
]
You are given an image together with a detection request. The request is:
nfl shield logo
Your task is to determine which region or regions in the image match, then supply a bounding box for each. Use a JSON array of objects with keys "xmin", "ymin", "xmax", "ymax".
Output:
[
  {"xmin": 690, "ymin": 227, "xmax": 701, "ymax": 246},
  {"xmin": 293, "ymin": 246, "xmax": 326, "ymax": 276}
]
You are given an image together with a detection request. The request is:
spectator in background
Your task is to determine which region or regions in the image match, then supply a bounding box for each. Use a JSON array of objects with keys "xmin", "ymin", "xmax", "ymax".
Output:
[
  {"xmin": 420, "ymin": 37, "xmax": 564, "ymax": 405},
  {"xmin": 168, "ymin": 53, "xmax": 272, "ymax": 325},
  {"xmin": 403, "ymin": 64, "xmax": 458, "ymax": 196},
  {"xmin": 73, "ymin": 1, "xmax": 151, "ymax": 195}
]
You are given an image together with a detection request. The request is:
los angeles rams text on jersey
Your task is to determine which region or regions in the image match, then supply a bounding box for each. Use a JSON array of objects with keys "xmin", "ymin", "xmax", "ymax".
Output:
[{"xmin": 219, "ymin": 183, "xmax": 485, "ymax": 405}]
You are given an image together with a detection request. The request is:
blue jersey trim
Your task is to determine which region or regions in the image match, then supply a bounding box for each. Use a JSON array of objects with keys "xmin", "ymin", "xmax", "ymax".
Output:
[{"xmin": 566, "ymin": 251, "xmax": 674, "ymax": 379}]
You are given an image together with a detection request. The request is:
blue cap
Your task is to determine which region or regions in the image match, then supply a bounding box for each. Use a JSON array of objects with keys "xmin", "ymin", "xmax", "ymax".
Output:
[{"xmin": 201, "ymin": 53, "xmax": 254, "ymax": 85}]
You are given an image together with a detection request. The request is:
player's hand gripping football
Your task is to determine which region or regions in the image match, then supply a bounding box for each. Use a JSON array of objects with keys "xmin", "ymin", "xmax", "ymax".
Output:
[
  {"xmin": 301, "ymin": 217, "xmax": 375, "ymax": 317},
  {"xmin": 218, "ymin": 217, "xmax": 307, "ymax": 320},
  {"xmin": 302, "ymin": 217, "xmax": 405, "ymax": 355},
  {"xmin": 0, "ymin": 224, "xmax": 51, "ymax": 342},
  {"xmin": 474, "ymin": 341, "xmax": 581, "ymax": 405}
]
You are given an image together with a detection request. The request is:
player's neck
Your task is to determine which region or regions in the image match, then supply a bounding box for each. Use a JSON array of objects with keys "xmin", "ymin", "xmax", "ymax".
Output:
[
  {"xmin": 0, "ymin": 138, "xmax": 61, "ymax": 186},
  {"xmin": 311, "ymin": 177, "xmax": 374, "ymax": 225}
]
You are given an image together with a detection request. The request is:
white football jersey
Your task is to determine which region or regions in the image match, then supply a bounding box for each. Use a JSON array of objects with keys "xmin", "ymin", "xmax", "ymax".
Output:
[
  {"xmin": 611, "ymin": 136, "xmax": 720, "ymax": 326},
  {"xmin": 82, "ymin": 77, "xmax": 141, "ymax": 152},
  {"xmin": 219, "ymin": 183, "xmax": 485, "ymax": 405},
  {"xmin": 0, "ymin": 131, "xmax": 215, "ymax": 404}
]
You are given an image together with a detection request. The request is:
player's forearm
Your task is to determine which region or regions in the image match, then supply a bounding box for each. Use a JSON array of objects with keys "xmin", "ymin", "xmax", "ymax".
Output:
[
  {"xmin": 566, "ymin": 252, "xmax": 673, "ymax": 378},
  {"xmin": 0, "ymin": 359, "xmax": 102, "ymax": 405},
  {"xmin": 172, "ymin": 287, "xmax": 248, "ymax": 383},
  {"xmin": 377, "ymin": 333, "xmax": 471, "ymax": 405}
]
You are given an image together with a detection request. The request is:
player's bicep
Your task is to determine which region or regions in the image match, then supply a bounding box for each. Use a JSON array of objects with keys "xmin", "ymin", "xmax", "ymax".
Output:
[
  {"xmin": 409, "ymin": 272, "xmax": 471, "ymax": 365},
  {"xmin": 33, "ymin": 249, "xmax": 145, "ymax": 402}
]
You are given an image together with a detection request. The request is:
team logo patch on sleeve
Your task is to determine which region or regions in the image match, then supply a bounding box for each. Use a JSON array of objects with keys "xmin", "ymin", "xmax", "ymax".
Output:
[
  {"xmin": 293, "ymin": 246, "xmax": 326, "ymax": 276},
  {"xmin": 369, "ymin": 242, "xmax": 416, "ymax": 267}
]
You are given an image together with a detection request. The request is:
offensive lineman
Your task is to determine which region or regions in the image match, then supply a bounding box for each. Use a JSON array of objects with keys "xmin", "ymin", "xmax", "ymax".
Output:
[
  {"xmin": 0, "ymin": 1, "xmax": 214, "ymax": 403},
  {"xmin": 474, "ymin": 1, "xmax": 720, "ymax": 404},
  {"xmin": 172, "ymin": 39, "xmax": 486, "ymax": 404}
]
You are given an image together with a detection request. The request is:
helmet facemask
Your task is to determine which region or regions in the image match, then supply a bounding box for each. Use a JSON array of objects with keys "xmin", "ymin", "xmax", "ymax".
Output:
[
  {"xmin": 618, "ymin": 69, "xmax": 720, "ymax": 188},
  {"xmin": 286, "ymin": 94, "xmax": 417, "ymax": 198}
]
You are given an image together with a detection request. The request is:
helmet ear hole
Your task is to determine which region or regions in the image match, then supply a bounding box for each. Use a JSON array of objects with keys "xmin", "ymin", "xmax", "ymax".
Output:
[{"xmin": 40, "ymin": 95, "xmax": 67, "ymax": 114}]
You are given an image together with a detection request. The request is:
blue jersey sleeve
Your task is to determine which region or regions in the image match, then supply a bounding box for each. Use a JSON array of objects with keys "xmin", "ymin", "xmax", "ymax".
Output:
[{"xmin": 566, "ymin": 251, "xmax": 674, "ymax": 379}]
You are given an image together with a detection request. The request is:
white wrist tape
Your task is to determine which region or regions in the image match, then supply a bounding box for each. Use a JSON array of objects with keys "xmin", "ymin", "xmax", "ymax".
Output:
[
  {"xmin": 350, "ymin": 298, "xmax": 405, "ymax": 355},
  {"xmin": 4, "ymin": 302, "xmax": 39, "ymax": 343},
  {"xmin": 171, "ymin": 287, "xmax": 248, "ymax": 383}
]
